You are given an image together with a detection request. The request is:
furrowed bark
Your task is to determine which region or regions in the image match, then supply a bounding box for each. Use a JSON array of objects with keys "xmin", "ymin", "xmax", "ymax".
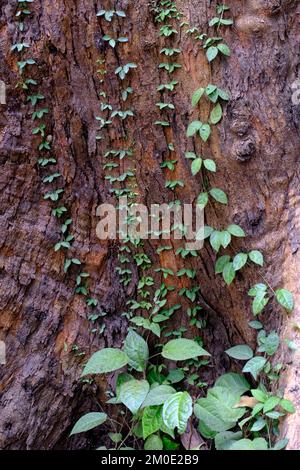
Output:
[{"xmin": 0, "ymin": 0, "xmax": 299, "ymax": 449}]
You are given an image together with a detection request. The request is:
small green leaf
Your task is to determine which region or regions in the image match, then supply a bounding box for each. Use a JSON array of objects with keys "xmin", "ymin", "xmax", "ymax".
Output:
[
  {"xmin": 275, "ymin": 289, "xmax": 294, "ymax": 312},
  {"xmin": 232, "ymin": 253, "xmax": 248, "ymax": 271},
  {"xmin": 192, "ymin": 88, "xmax": 205, "ymax": 107},
  {"xmin": 210, "ymin": 103, "xmax": 223, "ymax": 124},
  {"xmin": 242, "ymin": 357, "xmax": 267, "ymax": 380},
  {"xmin": 263, "ymin": 397, "xmax": 281, "ymax": 414},
  {"xmin": 187, "ymin": 120, "xmax": 202, "ymax": 137},
  {"xmin": 162, "ymin": 338, "xmax": 210, "ymax": 361},
  {"xmin": 82, "ymin": 348, "xmax": 128, "ymax": 376},
  {"xmin": 191, "ymin": 157, "xmax": 202, "ymax": 175},
  {"xmin": 197, "ymin": 192, "xmax": 209, "ymax": 210},
  {"xmin": 210, "ymin": 188, "xmax": 228, "ymax": 204},
  {"xmin": 70, "ymin": 412, "xmax": 107, "ymax": 435},
  {"xmin": 227, "ymin": 224, "xmax": 245, "ymax": 237},
  {"xmin": 280, "ymin": 399, "xmax": 295, "ymax": 414},
  {"xmin": 199, "ymin": 123, "xmax": 211, "ymax": 142},
  {"xmin": 203, "ymin": 159, "xmax": 216, "ymax": 172},
  {"xmin": 207, "ymin": 46, "xmax": 218, "ymax": 62},
  {"xmin": 225, "ymin": 345, "xmax": 253, "ymax": 361},
  {"xmin": 248, "ymin": 250, "xmax": 264, "ymax": 266},
  {"xmin": 215, "ymin": 255, "xmax": 231, "ymax": 274},
  {"xmin": 217, "ymin": 43, "xmax": 231, "ymax": 56},
  {"xmin": 223, "ymin": 262, "xmax": 235, "ymax": 285}
]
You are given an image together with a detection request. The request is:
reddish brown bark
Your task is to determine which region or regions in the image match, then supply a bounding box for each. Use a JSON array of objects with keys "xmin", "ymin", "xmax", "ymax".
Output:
[{"xmin": 0, "ymin": 0, "xmax": 299, "ymax": 449}]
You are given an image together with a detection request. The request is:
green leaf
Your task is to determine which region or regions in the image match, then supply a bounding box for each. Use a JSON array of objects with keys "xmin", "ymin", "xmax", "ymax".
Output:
[
  {"xmin": 229, "ymin": 438, "xmax": 268, "ymax": 450},
  {"xmin": 82, "ymin": 348, "xmax": 128, "ymax": 376},
  {"xmin": 252, "ymin": 291, "xmax": 269, "ymax": 316},
  {"xmin": 142, "ymin": 406, "xmax": 163, "ymax": 439},
  {"xmin": 223, "ymin": 262, "xmax": 235, "ymax": 285},
  {"xmin": 194, "ymin": 386, "xmax": 246, "ymax": 432},
  {"xmin": 225, "ymin": 345, "xmax": 253, "ymax": 360},
  {"xmin": 119, "ymin": 379, "xmax": 150, "ymax": 414},
  {"xmin": 248, "ymin": 320, "xmax": 263, "ymax": 330},
  {"xmin": 280, "ymin": 399, "xmax": 295, "ymax": 414},
  {"xmin": 162, "ymin": 338, "xmax": 210, "ymax": 361},
  {"xmin": 220, "ymin": 231, "xmax": 231, "ymax": 249},
  {"xmin": 242, "ymin": 357, "xmax": 267, "ymax": 380},
  {"xmin": 144, "ymin": 434, "xmax": 163, "ymax": 450},
  {"xmin": 217, "ymin": 43, "xmax": 231, "ymax": 56},
  {"xmin": 192, "ymin": 88, "xmax": 205, "ymax": 107},
  {"xmin": 273, "ymin": 439, "xmax": 289, "ymax": 450},
  {"xmin": 249, "ymin": 250, "xmax": 264, "ymax": 266},
  {"xmin": 191, "ymin": 157, "xmax": 202, "ymax": 175},
  {"xmin": 203, "ymin": 159, "xmax": 216, "ymax": 172},
  {"xmin": 215, "ymin": 255, "xmax": 231, "ymax": 274},
  {"xmin": 210, "ymin": 188, "xmax": 228, "ymax": 204},
  {"xmin": 251, "ymin": 388, "xmax": 268, "ymax": 403},
  {"xmin": 232, "ymin": 253, "xmax": 248, "ymax": 271},
  {"xmin": 124, "ymin": 329, "xmax": 149, "ymax": 372},
  {"xmin": 210, "ymin": 103, "xmax": 223, "ymax": 124},
  {"xmin": 199, "ymin": 123, "xmax": 211, "ymax": 142},
  {"xmin": 263, "ymin": 397, "xmax": 281, "ymax": 414},
  {"xmin": 257, "ymin": 331, "xmax": 279, "ymax": 356},
  {"xmin": 215, "ymin": 431, "xmax": 243, "ymax": 450},
  {"xmin": 210, "ymin": 230, "xmax": 222, "ymax": 252},
  {"xmin": 187, "ymin": 120, "xmax": 202, "ymax": 137},
  {"xmin": 215, "ymin": 373, "xmax": 250, "ymax": 396},
  {"xmin": 207, "ymin": 46, "xmax": 218, "ymax": 62},
  {"xmin": 108, "ymin": 432, "xmax": 122, "ymax": 443},
  {"xmin": 197, "ymin": 192, "xmax": 209, "ymax": 210},
  {"xmin": 227, "ymin": 224, "xmax": 245, "ymax": 237},
  {"xmin": 142, "ymin": 385, "xmax": 176, "ymax": 407},
  {"xmin": 162, "ymin": 392, "xmax": 193, "ymax": 434},
  {"xmin": 275, "ymin": 289, "xmax": 294, "ymax": 312},
  {"xmin": 70, "ymin": 412, "xmax": 107, "ymax": 435}
]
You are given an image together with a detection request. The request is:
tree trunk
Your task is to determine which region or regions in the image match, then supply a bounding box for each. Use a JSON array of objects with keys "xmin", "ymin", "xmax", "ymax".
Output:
[{"xmin": 0, "ymin": 0, "xmax": 299, "ymax": 450}]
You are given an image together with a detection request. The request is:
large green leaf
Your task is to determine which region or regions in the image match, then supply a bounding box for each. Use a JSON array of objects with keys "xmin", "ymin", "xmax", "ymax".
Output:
[
  {"xmin": 70, "ymin": 412, "xmax": 107, "ymax": 435},
  {"xmin": 194, "ymin": 386, "xmax": 246, "ymax": 432},
  {"xmin": 242, "ymin": 356, "xmax": 267, "ymax": 380},
  {"xmin": 119, "ymin": 379, "xmax": 150, "ymax": 414},
  {"xmin": 229, "ymin": 438, "xmax": 268, "ymax": 450},
  {"xmin": 144, "ymin": 434, "xmax": 163, "ymax": 450},
  {"xmin": 162, "ymin": 338, "xmax": 210, "ymax": 361},
  {"xmin": 82, "ymin": 348, "xmax": 128, "ymax": 376},
  {"xmin": 225, "ymin": 345, "xmax": 253, "ymax": 361},
  {"xmin": 142, "ymin": 406, "xmax": 163, "ymax": 439},
  {"xmin": 275, "ymin": 289, "xmax": 294, "ymax": 312},
  {"xmin": 162, "ymin": 392, "xmax": 193, "ymax": 434},
  {"xmin": 214, "ymin": 431, "xmax": 243, "ymax": 450},
  {"xmin": 142, "ymin": 385, "xmax": 176, "ymax": 407},
  {"xmin": 215, "ymin": 373, "xmax": 250, "ymax": 396},
  {"xmin": 124, "ymin": 329, "xmax": 149, "ymax": 372}
]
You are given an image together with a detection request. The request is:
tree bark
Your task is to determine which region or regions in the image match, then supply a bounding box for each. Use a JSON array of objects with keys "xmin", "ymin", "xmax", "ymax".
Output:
[{"xmin": 0, "ymin": 0, "xmax": 299, "ymax": 450}]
